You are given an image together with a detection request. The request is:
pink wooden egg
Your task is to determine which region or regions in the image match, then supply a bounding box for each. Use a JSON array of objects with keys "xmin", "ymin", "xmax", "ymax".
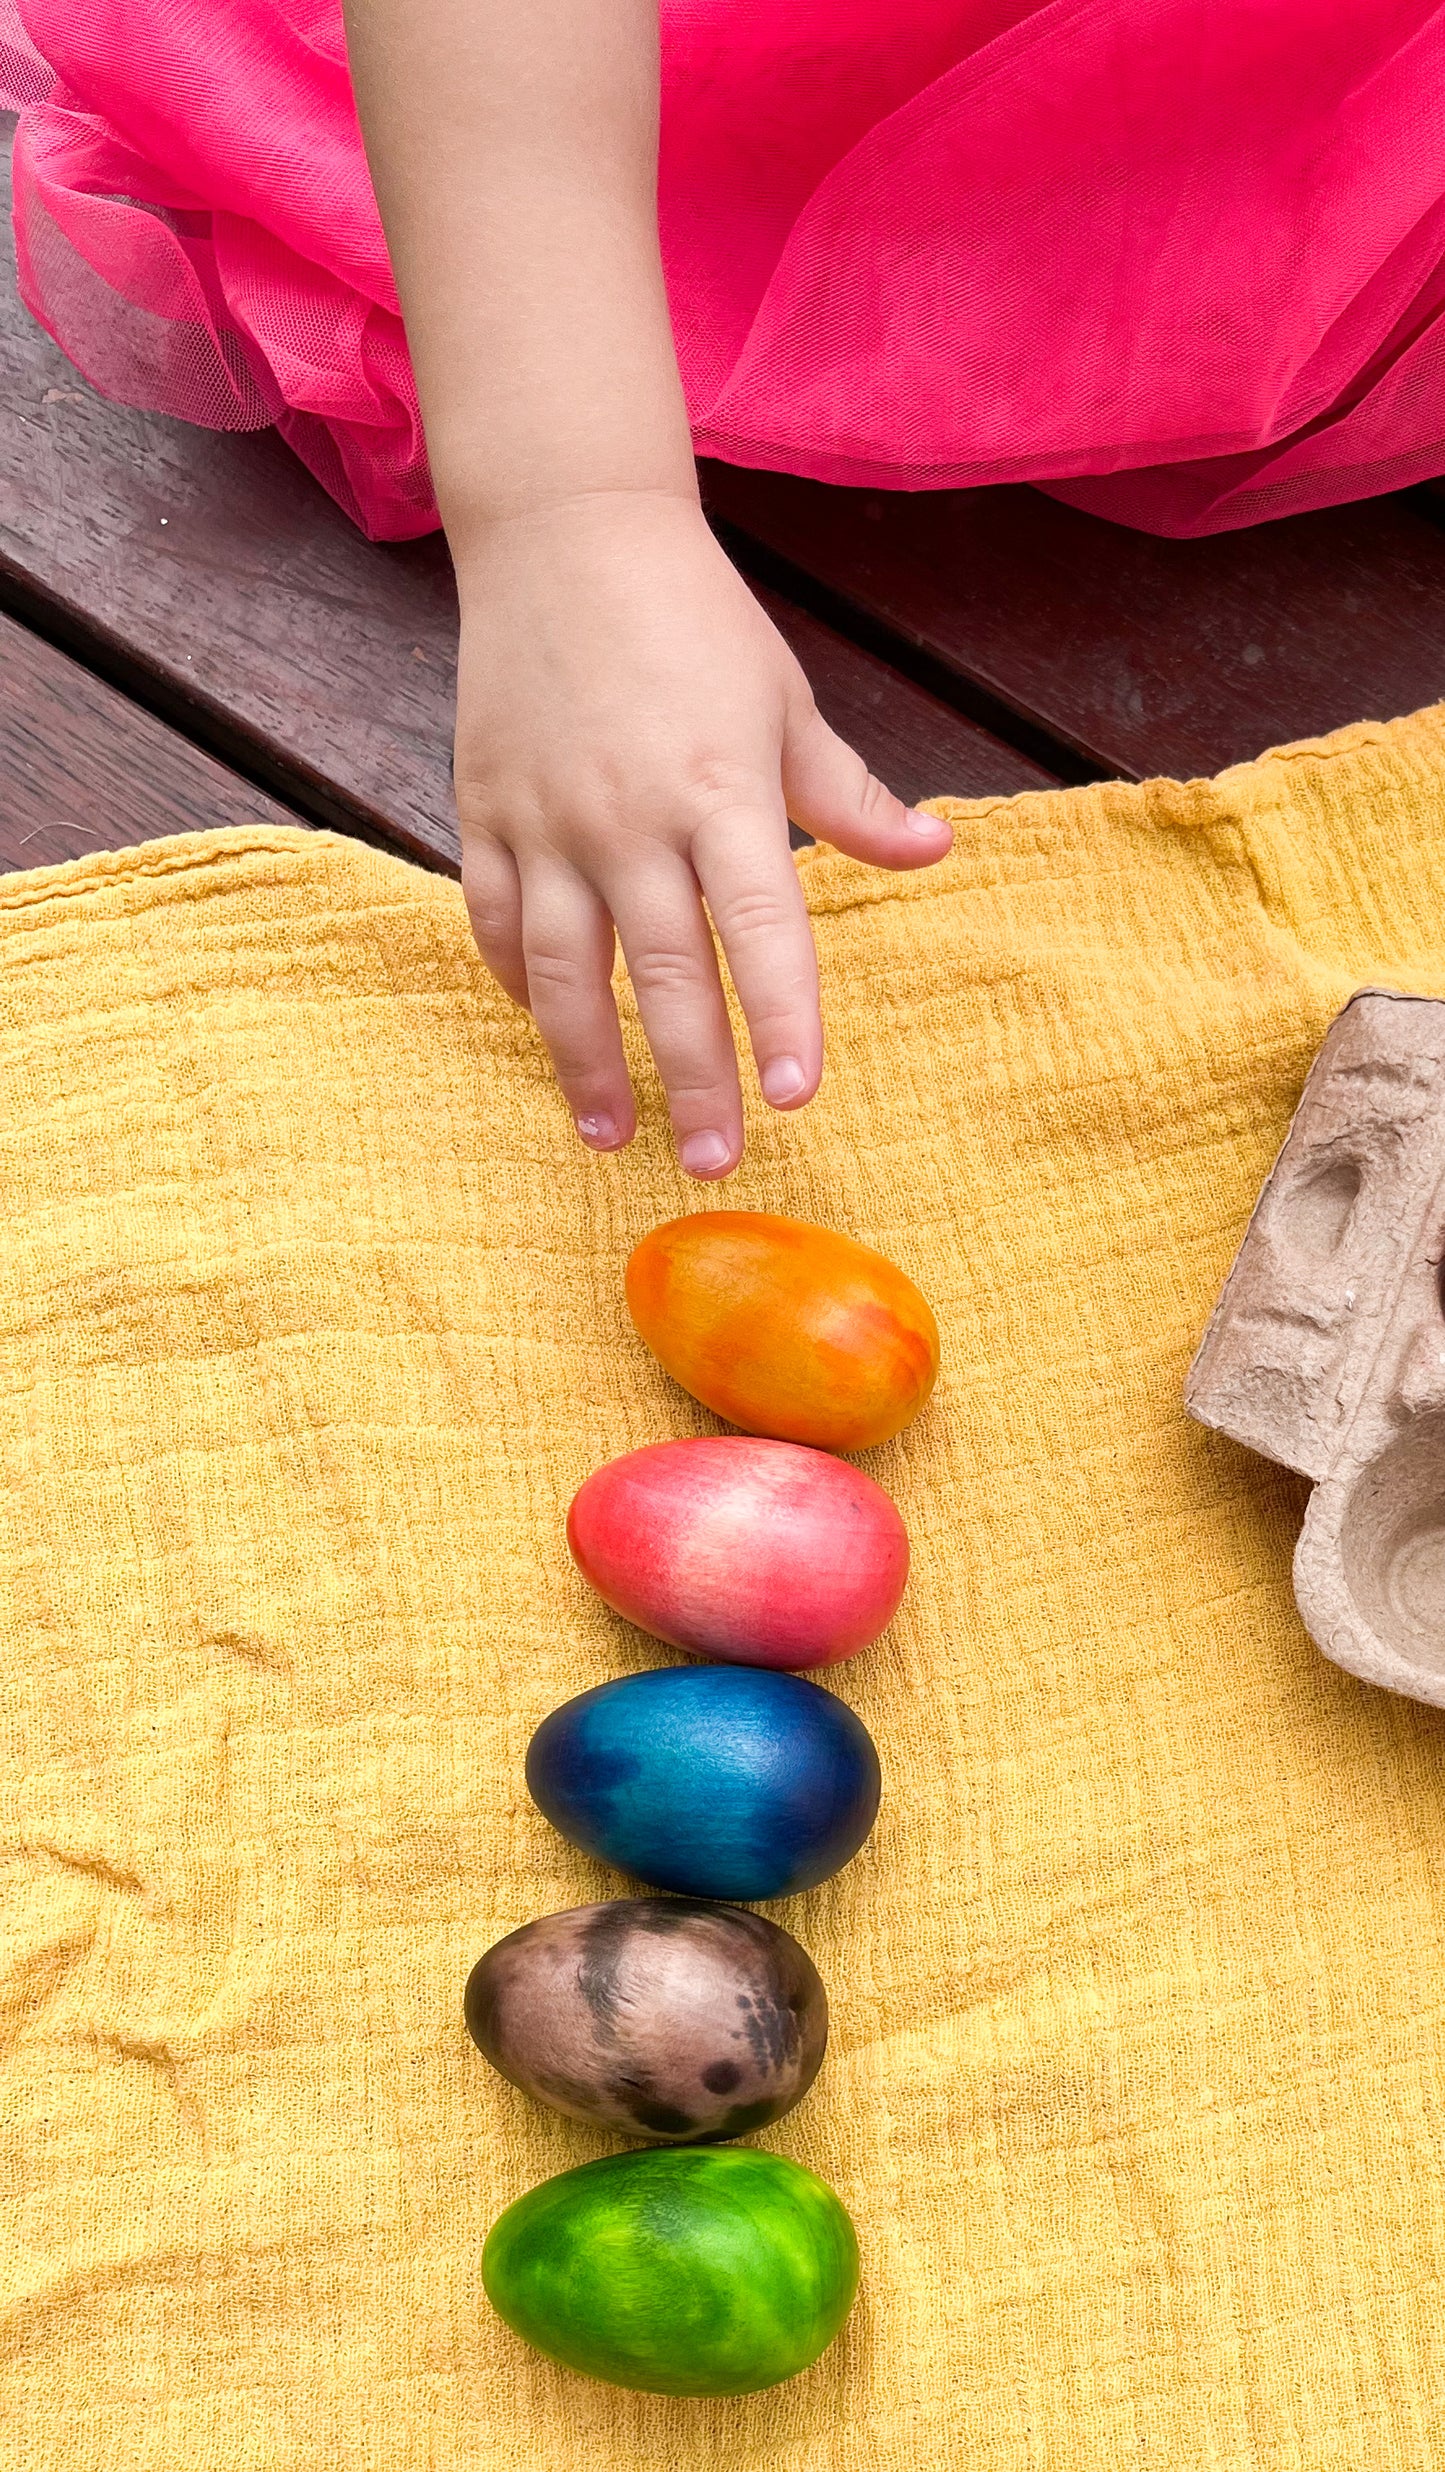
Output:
[{"xmin": 566, "ymin": 1436, "xmax": 909, "ymax": 1669}]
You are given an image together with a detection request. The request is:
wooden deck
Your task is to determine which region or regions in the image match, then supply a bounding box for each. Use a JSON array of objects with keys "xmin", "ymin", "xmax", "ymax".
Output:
[{"xmin": 0, "ymin": 120, "xmax": 1442, "ymax": 883}]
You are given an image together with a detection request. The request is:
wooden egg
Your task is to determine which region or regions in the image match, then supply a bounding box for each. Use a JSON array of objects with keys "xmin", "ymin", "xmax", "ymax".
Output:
[
  {"xmin": 567, "ymin": 1436, "xmax": 909, "ymax": 1668},
  {"xmin": 525, "ymin": 1664, "xmax": 882, "ymax": 1901},
  {"xmin": 464, "ymin": 1896, "xmax": 828, "ymax": 2142},
  {"xmin": 483, "ymin": 2146, "xmax": 860, "ymax": 2394},
  {"xmin": 625, "ymin": 1209, "xmax": 939, "ymax": 1449}
]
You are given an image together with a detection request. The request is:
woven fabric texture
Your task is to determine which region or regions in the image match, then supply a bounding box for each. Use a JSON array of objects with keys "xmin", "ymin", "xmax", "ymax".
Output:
[{"xmin": 5, "ymin": 708, "xmax": 1445, "ymax": 2468}]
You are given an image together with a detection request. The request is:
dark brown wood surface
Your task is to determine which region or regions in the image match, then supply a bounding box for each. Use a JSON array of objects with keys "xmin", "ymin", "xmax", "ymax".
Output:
[
  {"xmin": 0, "ymin": 606, "xmax": 302, "ymax": 875},
  {"xmin": 749, "ymin": 585, "xmax": 1056, "ymax": 802},
  {"xmin": 0, "ymin": 123, "xmax": 1051, "ymax": 882},
  {"xmin": 703, "ymin": 464, "xmax": 1445, "ymax": 784}
]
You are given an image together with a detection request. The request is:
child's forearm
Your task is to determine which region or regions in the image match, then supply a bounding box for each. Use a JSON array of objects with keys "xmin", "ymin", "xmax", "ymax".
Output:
[
  {"xmin": 341, "ymin": 0, "xmax": 696, "ymax": 540},
  {"xmin": 342, "ymin": 0, "xmax": 951, "ymax": 1180}
]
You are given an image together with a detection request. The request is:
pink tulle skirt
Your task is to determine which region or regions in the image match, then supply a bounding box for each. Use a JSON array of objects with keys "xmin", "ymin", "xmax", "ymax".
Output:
[{"xmin": 2, "ymin": 0, "xmax": 1444, "ymax": 542}]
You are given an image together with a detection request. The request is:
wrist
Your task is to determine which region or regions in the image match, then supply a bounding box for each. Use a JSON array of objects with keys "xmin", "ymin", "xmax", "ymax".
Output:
[
  {"xmin": 425, "ymin": 344, "xmax": 699, "ymax": 548},
  {"xmin": 444, "ymin": 475, "xmax": 706, "ymax": 578}
]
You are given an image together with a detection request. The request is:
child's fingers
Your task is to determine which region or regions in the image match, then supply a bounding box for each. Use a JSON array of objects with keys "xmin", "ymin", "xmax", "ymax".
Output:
[
  {"xmin": 516, "ymin": 860, "xmax": 637, "ymax": 1151},
  {"xmin": 606, "ymin": 855, "xmax": 744, "ymax": 1179},
  {"xmin": 460, "ymin": 830, "xmax": 530, "ymax": 1008},
  {"xmin": 691, "ymin": 810, "xmax": 823, "ymax": 1113},
  {"xmin": 782, "ymin": 704, "xmax": 953, "ymax": 870}
]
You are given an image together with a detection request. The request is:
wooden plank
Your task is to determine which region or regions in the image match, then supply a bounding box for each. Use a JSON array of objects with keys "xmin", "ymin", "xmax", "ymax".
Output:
[
  {"xmin": 0, "ymin": 607, "xmax": 303, "ymax": 875},
  {"xmin": 702, "ymin": 462, "xmax": 1445, "ymax": 784},
  {"xmin": 0, "ymin": 140, "xmax": 459, "ymax": 865},
  {"xmin": 747, "ymin": 586, "xmax": 1055, "ymax": 803},
  {"xmin": 0, "ymin": 124, "xmax": 1052, "ymax": 879}
]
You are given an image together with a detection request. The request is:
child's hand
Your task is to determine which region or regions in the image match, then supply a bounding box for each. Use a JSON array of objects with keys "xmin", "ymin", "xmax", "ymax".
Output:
[
  {"xmin": 347, "ymin": 0, "xmax": 947, "ymax": 1174},
  {"xmin": 452, "ymin": 490, "xmax": 953, "ymax": 1177}
]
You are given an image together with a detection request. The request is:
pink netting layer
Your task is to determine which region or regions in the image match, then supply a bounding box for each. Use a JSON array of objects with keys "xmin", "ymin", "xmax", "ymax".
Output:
[{"xmin": 2, "ymin": 0, "xmax": 1444, "ymax": 541}]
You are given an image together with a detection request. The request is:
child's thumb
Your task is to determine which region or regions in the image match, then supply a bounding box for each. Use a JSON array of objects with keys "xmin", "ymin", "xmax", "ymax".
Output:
[{"xmin": 781, "ymin": 703, "xmax": 953, "ymax": 871}]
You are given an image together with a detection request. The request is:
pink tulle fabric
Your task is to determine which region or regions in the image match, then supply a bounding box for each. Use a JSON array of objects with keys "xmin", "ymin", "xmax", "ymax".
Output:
[{"xmin": 2, "ymin": 0, "xmax": 1444, "ymax": 541}]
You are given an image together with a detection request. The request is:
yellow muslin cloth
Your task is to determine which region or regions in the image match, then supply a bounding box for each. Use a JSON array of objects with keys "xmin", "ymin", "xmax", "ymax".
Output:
[{"xmin": 5, "ymin": 705, "xmax": 1445, "ymax": 2472}]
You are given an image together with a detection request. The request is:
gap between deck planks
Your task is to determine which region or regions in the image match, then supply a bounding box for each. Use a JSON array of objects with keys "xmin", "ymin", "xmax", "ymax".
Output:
[
  {"xmin": 700, "ymin": 464, "xmax": 1445, "ymax": 785},
  {"xmin": 0, "ymin": 609, "xmax": 303, "ymax": 875}
]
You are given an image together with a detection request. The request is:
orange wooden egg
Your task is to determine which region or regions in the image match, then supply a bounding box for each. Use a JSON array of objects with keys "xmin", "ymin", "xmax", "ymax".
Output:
[{"xmin": 625, "ymin": 1212, "xmax": 939, "ymax": 1449}]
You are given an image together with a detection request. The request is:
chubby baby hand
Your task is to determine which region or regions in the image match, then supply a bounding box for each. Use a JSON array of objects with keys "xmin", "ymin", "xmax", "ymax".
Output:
[{"xmin": 451, "ymin": 489, "xmax": 952, "ymax": 1176}]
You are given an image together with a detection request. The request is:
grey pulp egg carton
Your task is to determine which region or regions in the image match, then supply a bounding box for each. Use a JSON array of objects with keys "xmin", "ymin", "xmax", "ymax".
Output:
[{"xmin": 1187, "ymin": 988, "xmax": 1445, "ymax": 1707}]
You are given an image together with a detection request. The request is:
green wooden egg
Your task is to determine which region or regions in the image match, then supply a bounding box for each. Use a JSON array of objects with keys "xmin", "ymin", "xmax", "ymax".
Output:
[{"xmin": 482, "ymin": 2146, "xmax": 859, "ymax": 2395}]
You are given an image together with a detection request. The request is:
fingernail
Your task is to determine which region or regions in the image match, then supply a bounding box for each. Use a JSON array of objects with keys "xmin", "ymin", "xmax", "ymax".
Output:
[
  {"xmin": 761, "ymin": 1054, "xmax": 808, "ymax": 1106},
  {"xmin": 577, "ymin": 1112, "xmax": 622, "ymax": 1149},
  {"xmin": 905, "ymin": 806, "xmax": 946, "ymax": 834},
  {"xmin": 680, "ymin": 1128, "xmax": 732, "ymax": 1177}
]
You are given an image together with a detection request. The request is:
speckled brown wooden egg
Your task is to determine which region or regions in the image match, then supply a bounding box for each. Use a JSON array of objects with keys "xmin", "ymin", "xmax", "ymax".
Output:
[{"xmin": 464, "ymin": 1897, "xmax": 828, "ymax": 2144}]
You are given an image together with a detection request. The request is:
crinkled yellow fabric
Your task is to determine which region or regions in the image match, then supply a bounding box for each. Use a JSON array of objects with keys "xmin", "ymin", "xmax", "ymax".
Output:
[{"xmin": 5, "ymin": 705, "xmax": 1445, "ymax": 2472}]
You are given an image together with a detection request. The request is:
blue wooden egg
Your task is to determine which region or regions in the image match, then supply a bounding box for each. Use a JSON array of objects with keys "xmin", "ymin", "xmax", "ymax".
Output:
[{"xmin": 524, "ymin": 1665, "xmax": 881, "ymax": 1900}]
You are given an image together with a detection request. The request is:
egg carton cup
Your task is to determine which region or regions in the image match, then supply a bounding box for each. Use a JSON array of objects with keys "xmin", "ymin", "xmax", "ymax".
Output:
[{"xmin": 1187, "ymin": 988, "xmax": 1445, "ymax": 1708}]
